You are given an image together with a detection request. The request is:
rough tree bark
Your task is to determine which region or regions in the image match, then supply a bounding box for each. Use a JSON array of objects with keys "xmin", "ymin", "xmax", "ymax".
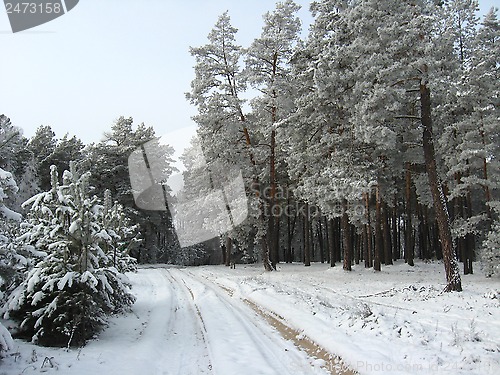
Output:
[{"xmin": 420, "ymin": 82, "xmax": 462, "ymax": 292}]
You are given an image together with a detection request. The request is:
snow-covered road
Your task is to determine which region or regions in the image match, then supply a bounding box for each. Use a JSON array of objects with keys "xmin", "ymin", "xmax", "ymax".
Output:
[
  {"xmin": 3, "ymin": 261, "xmax": 497, "ymax": 375},
  {"xmin": 1, "ymin": 267, "xmax": 335, "ymax": 374},
  {"xmin": 167, "ymin": 268, "xmax": 331, "ymax": 374},
  {"xmin": 88, "ymin": 267, "xmax": 334, "ymax": 375}
]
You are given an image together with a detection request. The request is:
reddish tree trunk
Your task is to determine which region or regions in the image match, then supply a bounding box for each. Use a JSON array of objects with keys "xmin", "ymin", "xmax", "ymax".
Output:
[{"xmin": 420, "ymin": 83, "xmax": 462, "ymax": 292}]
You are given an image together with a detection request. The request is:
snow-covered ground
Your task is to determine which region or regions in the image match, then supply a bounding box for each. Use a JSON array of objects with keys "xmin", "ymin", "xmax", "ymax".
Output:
[{"xmin": 1, "ymin": 260, "xmax": 499, "ymax": 374}]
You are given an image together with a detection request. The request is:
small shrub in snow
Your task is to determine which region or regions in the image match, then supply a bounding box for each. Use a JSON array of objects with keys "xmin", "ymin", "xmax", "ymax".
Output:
[{"xmin": 3, "ymin": 164, "xmax": 136, "ymax": 347}]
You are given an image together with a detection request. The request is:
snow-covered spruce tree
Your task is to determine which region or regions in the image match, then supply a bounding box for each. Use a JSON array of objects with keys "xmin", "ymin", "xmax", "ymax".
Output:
[
  {"xmin": 4, "ymin": 164, "xmax": 135, "ymax": 347},
  {"xmin": 102, "ymin": 189, "xmax": 139, "ymax": 273},
  {"xmin": 26, "ymin": 125, "xmax": 57, "ymax": 192},
  {"xmin": 0, "ymin": 164, "xmax": 27, "ymax": 300},
  {"xmin": 0, "ymin": 166, "xmax": 21, "ymax": 357},
  {"xmin": 0, "ymin": 319, "xmax": 13, "ymax": 358}
]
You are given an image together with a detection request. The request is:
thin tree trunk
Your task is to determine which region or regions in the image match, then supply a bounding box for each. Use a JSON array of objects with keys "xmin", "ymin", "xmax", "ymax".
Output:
[
  {"xmin": 342, "ymin": 199, "xmax": 352, "ymax": 271},
  {"xmin": 405, "ymin": 163, "xmax": 415, "ymax": 266},
  {"xmin": 304, "ymin": 203, "xmax": 311, "ymax": 266},
  {"xmin": 465, "ymin": 191, "xmax": 474, "ymax": 274},
  {"xmin": 225, "ymin": 236, "xmax": 232, "ymax": 267},
  {"xmin": 318, "ymin": 219, "xmax": 325, "ymax": 263},
  {"xmin": 328, "ymin": 218, "xmax": 336, "ymax": 267},
  {"xmin": 286, "ymin": 194, "xmax": 293, "ymax": 263},
  {"xmin": 364, "ymin": 192, "xmax": 373, "ymax": 268},
  {"xmin": 382, "ymin": 201, "xmax": 393, "ymax": 265},
  {"xmin": 362, "ymin": 222, "xmax": 369, "ymax": 267},
  {"xmin": 269, "ymin": 129, "xmax": 279, "ymax": 268},
  {"xmin": 420, "ymin": 82, "xmax": 462, "ymax": 292},
  {"xmin": 374, "ymin": 186, "xmax": 382, "ymax": 271},
  {"xmin": 392, "ymin": 195, "xmax": 399, "ymax": 261},
  {"xmin": 221, "ymin": 242, "xmax": 226, "ymax": 265},
  {"xmin": 354, "ymin": 230, "xmax": 361, "ymax": 265}
]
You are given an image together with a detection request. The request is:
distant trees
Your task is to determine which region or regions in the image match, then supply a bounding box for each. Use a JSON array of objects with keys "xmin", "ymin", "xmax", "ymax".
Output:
[
  {"xmin": 28, "ymin": 125, "xmax": 84, "ymax": 192},
  {"xmin": 86, "ymin": 116, "xmax": 178, "ymax": 263}
]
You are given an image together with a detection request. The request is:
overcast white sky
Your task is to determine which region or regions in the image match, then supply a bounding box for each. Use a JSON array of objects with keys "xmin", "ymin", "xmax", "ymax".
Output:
[{"xmin": 0, "ymin": 0, "xmax": 497, "ymax": 144}]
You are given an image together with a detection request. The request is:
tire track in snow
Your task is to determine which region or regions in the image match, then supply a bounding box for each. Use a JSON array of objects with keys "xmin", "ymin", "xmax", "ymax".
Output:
[
  {"xmin": 169, "ymin": 268, "xmax": 330, "ymax": 375},
  {"xmin": 72, "ymin": 269, "xmax": 212, "ymax": 375},
  {"xmin": 161, "ymin": 270, "xmax": 214, "ymax": 374},
  {"xmin": 189, "ymin": 270, "xmax": 355, "ymax": 375}
]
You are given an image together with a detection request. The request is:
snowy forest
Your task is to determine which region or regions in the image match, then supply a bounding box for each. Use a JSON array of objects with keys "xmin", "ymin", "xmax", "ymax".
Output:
[{"xmin": 0, "ymin": 0, "xmax": 499, "ymax": 362}]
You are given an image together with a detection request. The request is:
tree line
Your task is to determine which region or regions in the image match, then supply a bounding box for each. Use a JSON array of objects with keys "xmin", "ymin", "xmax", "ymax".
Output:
[{"xmin": 186, "ymin": 0, "xmax": 499, "ymax": 291}]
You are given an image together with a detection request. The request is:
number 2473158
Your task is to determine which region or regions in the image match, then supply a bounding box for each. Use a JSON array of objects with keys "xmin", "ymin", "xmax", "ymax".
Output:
[{"xmin": 5, "ymin": 2, "xmax": 62, "ymax": 14}]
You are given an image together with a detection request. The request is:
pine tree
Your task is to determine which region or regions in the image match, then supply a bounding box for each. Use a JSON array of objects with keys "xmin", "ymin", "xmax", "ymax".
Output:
[
  {"xmin": 245, "ymin": 0, "xmax": 302, "ymax": 268},
  {"xmin": 0, "ymin": 164, "xmax": 23, "ymax": 356},
  {"xmin": 27, "ymin": 125, "xmax": 57, "ymax": 191},
  {"xmin": 102, "ymin": 189, "xmax": 139, "ymax": 273},
  {"xmin": 475, "ymin": 8, "xmax": 500, "ymax": 277},
  {"xmin": 4, "ymin": 164, "xmax": 135, "ymax": 347},
  {"xmin": 86, "ymin": 116, "xmax": 175, "ymax": 263},
  {"xmin": 0, "ymin": 167, "xmax": 22, "ymax": 303},
  {"xmin": 0, "ymin": 320, "xmax": 13, "ymax": 357},
  {"xmin": 482, "ymin": 202, "xmax": 500, "ymax": 277},
  {"xmin": 187, "ymin": 12, "xmax": 276, "ymax": 270},
  {"xmin": 435, "ymin": 0, "xmax": 483, "ymax": 275}
]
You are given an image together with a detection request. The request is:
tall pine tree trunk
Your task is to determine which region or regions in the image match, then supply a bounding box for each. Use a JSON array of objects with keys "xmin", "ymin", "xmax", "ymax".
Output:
[
  {"xmin": 420, "ymin": 83, "xmax": 462, "ymax": 292},
  {"xmin": 304, "ymin": 203, "xmax": 311, "ymax": 266},
  {"xmin": 269, "ymin": 129, "xmax": 279, "ymax": 268},
  {"xmin": 364, "ymin": 192, "xmax": 373, "ymax": 268},
  {"xmin": 374, "ymin": 186, "xmax": 382, "ymax": 271},
  {"xmin": 392, "ymin": 195, "xmax": 399, "ymax": 261},
  {"xmin": 405, "ymin": 163, "xmax": 415, "ymax": 266},
  {"xmin": 225, "ymin": 236, "xmax": 232, "ymax": 267},
  {"xmin": 342, "ymin": 199, "xmax": 352, "ymax": 271},
  {"xmin": 382, "ymin": 201, "xmax": 393, "ymax": 265},
  {"xmin": 328, "ymin": 218, "xmax": 336, "ymax": 267},
  {"xmin": 242, "ymin": 127, "xmax": 273, "ymax": 271}
]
